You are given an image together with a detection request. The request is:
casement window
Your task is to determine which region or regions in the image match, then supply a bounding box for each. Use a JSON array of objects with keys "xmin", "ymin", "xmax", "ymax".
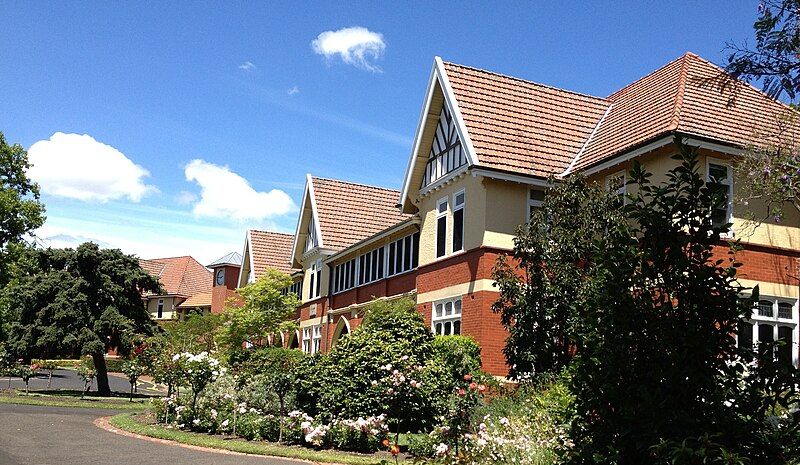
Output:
[
  {"xmin": 358, "ymin": 247, "xmax": 385, "ymax": 286},
  {"xmin": 607, "ymin": 171, "xmax": 626, "ymax": 206},
  {"xmin": 707, "ymin": 161, "xmax": 733, "ymax": 229},
  {"xmin": 388, "ymin": 232, "xmax": 420, "ymax": 277},
  {"xmin": 452, "ymin": 190, "xmax": 465, "ymax": 253},
  {"xmin": 432, "ymin": 298, "xmax": 462, "ymax": 336},
  {"xmin": 305, "ymin": 217, "xmax": 318, "ymax": 253},
  {"xmin": 423, "ymin": 105, "xmax": 467, "ymax": 187},
  {"xmin": 302, "ymin": 327, "xmax": 312, "ymax": 353},
  {"xmin": 436, "ymin": 198, "xmax": 448, "ymax": 258},
  {"xmin": 302, "ymin": 325, "xmax": 323, "ymax": 354},
  {"xmin": 157, "ymin": 299, "xmax": 164, "ymax": 319},
  {"xmin": 282, "ymin": 280, "xmax": 303, "ymax": 299},
  {"xmin": 738, "ymin": 297, "xmax": 797, "ymax": 367},
  {"xmin": 332, "ymin": 257, "xmax": 358, "ymax": 294},
  {"xmin": 528, "ymin": 188, "xmax": 546, "ymax": 221},
  {"xmin": 308, "ymin": 260, "xmax": 322, "ymax": 300}
]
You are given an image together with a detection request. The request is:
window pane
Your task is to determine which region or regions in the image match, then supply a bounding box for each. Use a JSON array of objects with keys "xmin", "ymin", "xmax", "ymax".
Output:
[
  {"xmin": 388, "ymin": 243, "xmax": 395, "ymax": 276},
  {"xmin": 435, "ymin": 323, "xmax": 442, "ymax": 335},
  {"xmin": 436, "ymin": 216, "xmax": 447, "ymax": 257},
  {"xmin": 438, "ymin": 200, "xmax": 447, "ymax": 214},
  {"xmin": 435, "ymin": 304, "xmax": 443, "ymax": 318},
  {"xmin": 445, "ymin": 301, "xmax": 452, "ymax": 316},
  {"xmin": 758, "ymin": 323, "xmax": 775, "ymax": 346},
  {"xmin": 403, "ymin": 236, "xmax": 412, "ymax": 270},
  {"xmin": 444, "ymin": 321, "xmax": 452, "ymax": 335},
  {"xmin": 778, "ymin": 325, "xmax": 793, "ymax": 366},
  {"xmin": 453, "ymin": 208, "xmax": 464, "ymax": 252},
  {"xmin": 738, "ymin": 321, "xmax": 753, "ymax": 350},
  {"xmin": 778, "ymin": 302, "xmax": 792, "ymax": 319},
  {"xmin": 709, "ymin": 164, "xmax": 728, "ymax": 182},
  {"xmin": 455, "ymin": 192, "xmax": 465, "ymax": 206},
  {"xmin": 412, "ymin": 233, "xmax": 420, "ymax": 268},
  {"xmin": 530, "ymin": 189, "xmax": 545, "ymax": 202},
  {"xmin": 455, "ymin": 300, "xmax": 462, "ymax": 314},
  {"xmin": 378, "ymin": 248, "xmax": 385, "ymax": 279},
  {"xmin": 758, "ymin": 300, "xmax": 774, "ymax": 318},
  {"xmin": 454, "ymin": 320, "xmax": 461, "ymax": 335}
]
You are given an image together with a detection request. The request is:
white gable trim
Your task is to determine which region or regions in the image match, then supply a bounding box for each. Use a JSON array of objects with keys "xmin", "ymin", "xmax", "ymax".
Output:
[
  {"xmin": 237, "ymin": 230, "xmax": 254, "ymax": 288},
  {"xmin": 561, "ymin": 104, "xmax": 613, "ymax": 176},
  {"xmin": 399, "ymin": 57, "xmax": 479, "ymax": 210},
  {"xmin": 290, "ymin": 174, "xmax": 325, "ymax": 266}
]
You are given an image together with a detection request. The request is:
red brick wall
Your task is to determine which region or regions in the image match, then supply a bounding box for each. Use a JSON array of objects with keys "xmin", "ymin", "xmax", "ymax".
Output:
[
  {"xmin": 416, "ymin": 247, "xmax": 507, "ymax": 294},
  {"xmin": 712, "ymin": 242, "xmax": 800, "ymax": 286}
]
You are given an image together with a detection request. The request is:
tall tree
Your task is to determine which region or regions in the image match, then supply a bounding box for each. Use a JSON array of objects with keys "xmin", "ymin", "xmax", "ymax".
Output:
[
  {"xmin": 726, "ymin": 0, "xmax": 800, "ymax": 100},
  {"xmin": 6, "ymin": 242, "xmax": 160, "ymax": 396},
  {"xmin": 217, "ymin": 268, "xmax": 299, "ymax": 358}
]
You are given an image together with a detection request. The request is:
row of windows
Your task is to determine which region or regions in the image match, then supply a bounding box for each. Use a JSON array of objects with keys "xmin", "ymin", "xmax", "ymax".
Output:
[
  {"xmin": 331, "ymin": 232, "xmax": 421, "ymax": 294},
  {"xmin": 738, "ymin": 297, "xmax": 797, "ymax": 367},
  {"xmin": 436, "ymin": 191, "xmax": 465, "ymax": 259},
  {"xmin": 281, "ymin": 280, "xmax": 302, "ymax": 299}
]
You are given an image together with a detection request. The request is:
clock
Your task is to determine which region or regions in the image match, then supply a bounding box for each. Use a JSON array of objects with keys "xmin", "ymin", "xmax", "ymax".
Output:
[{"xmin": 215, "ymin": 268, "xmax": 225, "ymax": 286}]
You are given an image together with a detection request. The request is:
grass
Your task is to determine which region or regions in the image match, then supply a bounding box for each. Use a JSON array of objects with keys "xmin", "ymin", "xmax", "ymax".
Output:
[
  {"xmin": 109, "ymin": 412, "xmax": 407, "ymax": 465},
  {"xmin": 0, "ymin": 390, "xmax": 149, "ymax": 410}
]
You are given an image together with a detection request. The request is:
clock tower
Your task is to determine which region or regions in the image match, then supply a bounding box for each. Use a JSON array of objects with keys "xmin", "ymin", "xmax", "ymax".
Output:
[{"xmin": 206, "ymin": 252, "xmax": 243, "ymax": 313}]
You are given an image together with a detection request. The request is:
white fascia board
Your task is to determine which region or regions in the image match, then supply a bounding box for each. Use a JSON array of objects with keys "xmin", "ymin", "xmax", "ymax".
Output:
[
  {"xmin": 399, "ymin": 61, "xmax": 439, "ymax": 210},
  {"xmin": 236, "ymin": 230, "xmax": 252, "ymax": 287},
  {"xmin": 307, "ymin": 173, "xmax": 324, "ymax": 248},
  {"xmin": 290, "ymin": 175, "xmax": 313, "ymax": 267},
  {"xmin": 471, "ymin": 167, "xmax": 551, "ymax": 187},
  {"xmin": 399, "ymin": 57, "xmax": 480, "ymax": 210},
  {"xmin": 580, "ymin": 134, "xmax": 743, "ymax": 177}
]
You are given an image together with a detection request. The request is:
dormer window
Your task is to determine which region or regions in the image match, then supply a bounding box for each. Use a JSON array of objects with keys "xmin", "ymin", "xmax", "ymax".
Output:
[{"xmin": 423, "ymin": 105, "xmax": 467, "ymax": 187}]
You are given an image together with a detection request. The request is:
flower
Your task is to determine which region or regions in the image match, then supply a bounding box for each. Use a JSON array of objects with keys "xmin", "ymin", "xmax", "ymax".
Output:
[
  {"xmin": 220, "ymin": 419, "xmax": 229, "ymax": 428},
  {"xmin": 478, "ymin": 384, "xmax": 486, "ymax": 393},
  {"xmin": 390, "ymin": 444, "xmax": 400, "ymax": 456},
  {"xmin": 469, "ymin": 382, "xmax": 478, "ymax": 390},
  {"xmin": 463, "ymin": 374, "xmax": 473, "ymax": 382},
  {"xmin": 192, "ymin": 419, "xmax": 200, "ymax": 426},
  {"xmin": 457, "ymin": 388, "xmax": 466, "ymax": 396},
  {"xmin": 435, "ymin": 442, "xmax": 450, "ymax": 456},
  {"xmin": 382, "ymin": 438, "xmax": 390, "ymax": 447}
]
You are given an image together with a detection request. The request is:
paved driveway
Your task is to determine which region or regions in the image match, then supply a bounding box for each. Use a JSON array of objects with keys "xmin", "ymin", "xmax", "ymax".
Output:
[
  {"xmin": 0, "ymin": 404, "xmax": 299, "ymax": 465},
  {"xmin": 0, "ymin": 369, "xmax": 163, "ymax": 395}
]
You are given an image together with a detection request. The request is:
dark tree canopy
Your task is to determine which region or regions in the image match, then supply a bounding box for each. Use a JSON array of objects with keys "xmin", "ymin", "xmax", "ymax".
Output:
[
  {"xmin": 6, "ymin": 242, "xmax": 160, "ymax": 395},
  {"xmin": 726, "ymin": 0, "xmax": 800, "ymax": 100}
]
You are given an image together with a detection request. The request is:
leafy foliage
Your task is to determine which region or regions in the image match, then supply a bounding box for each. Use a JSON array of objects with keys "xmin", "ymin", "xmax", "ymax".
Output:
[
  {"xmin": 492, "ymin": 175, "xmax": 626, "ymax": 378},
  {"xmin": 5, "ymin": 242, "xmax": 160, "ymax": 395},
  {"xmin": 726, "ymin": 0, "xmax": 800, "ymax": 100}
]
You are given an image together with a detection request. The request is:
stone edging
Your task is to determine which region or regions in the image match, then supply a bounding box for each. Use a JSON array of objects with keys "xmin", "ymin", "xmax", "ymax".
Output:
[{"xmin": 94, "ymin": 415, "xmax": 322, "ymax": 464}]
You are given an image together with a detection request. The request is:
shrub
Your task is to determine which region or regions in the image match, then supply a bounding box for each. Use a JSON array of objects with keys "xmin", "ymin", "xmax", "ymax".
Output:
[{"xmin": 408, "ymin": 432, "xmax": 441, "ymax": 458}]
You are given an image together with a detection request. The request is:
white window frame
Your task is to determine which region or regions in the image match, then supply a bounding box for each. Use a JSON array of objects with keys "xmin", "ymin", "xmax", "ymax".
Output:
[
  {"xmin": 302, "ymin": 327, "xmax": 312, "ymax": 353},
  {"xmin": 432, "ymin": 297, "xmax": 462, "ymax": 336},
  {"xmin": 606, "ymin": 171, "xmax": 626, "ymax": 205},
  {"xmin": 738, "ymin": 296, "xmax": 798, "ymax": 367},
  {"xmin": 452, "ymin": 189, "xmax": 465, "ymax": 253},
  {"xmin": 312, "ymin": 325, "xmax": 322, "ymax": 354},
  {"xmin": 308, "ymin": 259, "xmax": 322, "ymax": 300},
  {"xmin": 527, "ymin": 187, "xmax": 546, "ymax": 222},
  {"xmin": 157, "ymin": 299, "xmax": 164, "ymax": 319},
  {"xmin": 435, "ymin": 197, "xmax": 448, "ymax": 259},
  {"xmin": 706, "ymin": 157, "xmax": 734, "ymax": 235}
]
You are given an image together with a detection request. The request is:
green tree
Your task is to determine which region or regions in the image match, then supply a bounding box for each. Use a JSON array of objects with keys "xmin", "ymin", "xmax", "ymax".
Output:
[
  {"xmin": 6, "ymin": 242, "xmax": 160, "ymax": 396},
  {"xmin": 217, "ymin": 268, "xmax": 298, "ymax": 357},
  {"xmin": 492, "ymin": 175, "xmax": 626, "ymax": 378}
]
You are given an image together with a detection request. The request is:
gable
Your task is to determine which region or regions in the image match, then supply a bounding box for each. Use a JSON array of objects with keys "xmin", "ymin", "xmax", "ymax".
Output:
[{"xmin": 421, "ymin": 103, "xmax": 468, "ymax": 188}]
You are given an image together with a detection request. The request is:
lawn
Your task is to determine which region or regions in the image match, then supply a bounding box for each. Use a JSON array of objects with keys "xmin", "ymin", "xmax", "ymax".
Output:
[
  {"xmin": 109, "ymin": 412, "xmax": 409, "ymax": 465},
  {"xmin": 0, "ymin": 390, "xmax": 150, "ymax": 410}
]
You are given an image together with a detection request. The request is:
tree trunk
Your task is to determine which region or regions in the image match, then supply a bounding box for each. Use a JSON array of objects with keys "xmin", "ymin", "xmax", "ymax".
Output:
[
  {"xmin": 278, "ymin": 396, "xmax": 285, "ymax": 444},
  {"xmin": 91, "ymin": 352, "xmax": 111, "ymax": 397}
]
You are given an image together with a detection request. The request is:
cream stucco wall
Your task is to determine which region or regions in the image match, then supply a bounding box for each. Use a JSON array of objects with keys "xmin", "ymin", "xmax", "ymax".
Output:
[
  {"xmin": 300, "ymin": 249, "xmax": 331, "ymax": 303},
  {"xmin": 417, "ymin": 173, "xmax": 486, "ymax": 266},
  {"xmin": 147, "ymin": 296, "xmax": 179, "ymax": 320}
]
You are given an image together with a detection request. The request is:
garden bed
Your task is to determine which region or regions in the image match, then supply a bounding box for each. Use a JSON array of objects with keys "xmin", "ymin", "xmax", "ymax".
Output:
[{"xmin": 109, "ymin": 411, "xmax": 408, "ymax": 465}]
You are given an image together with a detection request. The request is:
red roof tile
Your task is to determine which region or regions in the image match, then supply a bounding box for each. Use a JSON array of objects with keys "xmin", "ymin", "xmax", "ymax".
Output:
[
  {"xmin": 249, "ymin": 230, "xmax": 295, "ymax": 276},
  {"xmin": 138, "ymin": 256, "xmax": 212, "ymax": 297},
  {"xmin": 311, "ymin": 177, "xmax": 411, "ymax": 251}
]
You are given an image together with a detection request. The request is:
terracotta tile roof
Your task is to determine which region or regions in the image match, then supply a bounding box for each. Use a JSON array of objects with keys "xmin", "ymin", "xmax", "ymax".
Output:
[
  {"xmin": 312, "ymin": 177, "xmax": 412, "ymax": 251},
  {"xmin": 442, "ymin": 61, "xmax": 610, "ymax": 177},
  {"xmin": 138, "ymin": 256, "xmax": 212, "ymax": 297},
  {"xmin": 249, "ymin": 230, "xmax": 295, "ymax": 276},
  {"xmin": 441, "ymin": 53, "xmax": 798, "ymax": 176},
  {"xmin": 177, "ymin": 291, "xmax": 212, "ymax": 308}
]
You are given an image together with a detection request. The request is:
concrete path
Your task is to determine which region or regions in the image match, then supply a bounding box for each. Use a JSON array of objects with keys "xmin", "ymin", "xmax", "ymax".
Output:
[{"xmin": 0, "ymin": 404, "xmax": 302, "ymax": 465}]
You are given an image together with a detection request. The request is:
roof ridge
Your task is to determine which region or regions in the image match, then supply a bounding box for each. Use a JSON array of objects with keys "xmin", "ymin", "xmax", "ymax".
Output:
[
  {"xmin": 311, "ymin": 175, "xmax": 400, "ymax": 193},
  {"xmin": 669, "ymin": 54, "xmax": 691, "ymax": 130},
  {"xmin": 607, "ymin": 52, "xmax": 693, "ymax": 100},
  {"xmin": 250, "ymin": 229, "xmax": 294, "ymax": 237},
  {"xmin": 442, "ymin": 60, "xmax": 609, "ymax": 103}
]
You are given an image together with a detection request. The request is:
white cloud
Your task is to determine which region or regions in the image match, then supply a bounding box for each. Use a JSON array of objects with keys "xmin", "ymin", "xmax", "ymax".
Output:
[
  {"xmin": 239, "ymin": 61, "xmax": 256, "ymax": 71},
  {"xmin": 176, "ymin": 190, "xmax": 198, "ymax": 205},
  {"xmin": 311, "ymin": 26, "xmax": 386, "ymax": 72},
  {"xmin": 184, "ymin": 159, "xmax": 295, "ymax": 221},
  {"xmin": 287, "ymin": 85, "xmax": 300, "ymax": 96},
  {"xmin": 27, "ymin": 132, "xmax": 156, "ymax": 202}
]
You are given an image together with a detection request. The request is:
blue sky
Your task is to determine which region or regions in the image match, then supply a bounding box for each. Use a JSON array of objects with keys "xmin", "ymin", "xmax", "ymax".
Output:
[{"xmin": 0, "ymin": 1, "xmax": 759, "ymax": 264}]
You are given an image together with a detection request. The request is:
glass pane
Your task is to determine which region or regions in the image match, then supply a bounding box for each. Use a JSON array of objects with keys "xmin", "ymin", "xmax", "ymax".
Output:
[
  {"xmin": 709, "ymin": 164, "xmax": 728, "ymax": 182},
  {"xmin": 445, "ymin": 301, "xmax": 452, "ymax": 316},
  {"xmin": 454, "ymin": 299, "xmax": 462, "ymax": 314},
  {"xmin": 454, "ymin": 320, "xmax": 461, "ymax": 335},
  {"xmin": 758, "ymin": 300, "xmax": 774, "ymax": 318},
  {"xmin": 778, "ymin": 302, "xmax": 792, "ymax": 319},
  {"xmin": 530, "ymin": 189, "xmax": 545, "ymax": 202},
  {"xmin": 438, "ymin": 200, "xmax": 447, "ymax": 214},
  {"xmin": 404, "ymin": 236, "xmax": 412, "ymax": 270},
  {"xmin": 455, "ymin": 192, "xmax": 465, "ymax": 206},
  {"xmin": 435, "ymin": 304, "xmax": 443, "ymax": 318},
  {"xmin": 738, "ymin": 321, "xmax": 753, "ymax": 350},
  {"xmin": 436, "ymin": 216, "xmax": 447, "ymax": 257},
  {"xmin": 388, "ymin": 243, "xmax": 395, "ymax": 275},
  {"xmin": 453, "ymin": 209, "xmax": 464, "ymax": 252},
  {"xmin": 435, "ymin": 323, "xmax": 442, "ymax": 335},
  {"xmin": 444, "ymin": 321, "xmax": 452, "ymax": 335},
  {"xmin": 758, "ymin": 323, "xmax": 775, "ymax": 344},
  {"xmin": 778, "ymin": 326, "xmax": 793, "ymax": 366}
]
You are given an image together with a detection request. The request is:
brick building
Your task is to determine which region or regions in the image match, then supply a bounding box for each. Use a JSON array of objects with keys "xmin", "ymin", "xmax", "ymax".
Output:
[{"xmin": 242, "ymin": 52, "xmax": 800, "ymax": 376}]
